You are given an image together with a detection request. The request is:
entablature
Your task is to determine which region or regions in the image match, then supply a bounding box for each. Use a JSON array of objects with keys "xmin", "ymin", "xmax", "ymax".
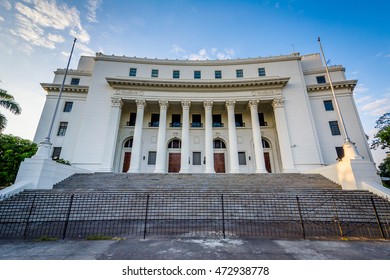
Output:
[
  {"xmin": 41, "ymin": 83, "xmax": 89, "ymax": 93},
  {"xmin": 306, "ymin": 80, "xmax": 357, "ymax": 93}
]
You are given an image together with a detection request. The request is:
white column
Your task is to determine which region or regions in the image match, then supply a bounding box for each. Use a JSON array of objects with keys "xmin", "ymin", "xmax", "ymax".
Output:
[
  {"xmin": 204, "ymin": 101, "xmax": 215, "ymax": 173},
  {"xmin": 249, "ymin": 100, "xmax": 267, "ymax": 173},
  {"xmin": 99, "ymin": 97, "xmax": 123, "ymax": 172},
  {"xmin": 180, "ymin": 101, "xmax": 191, "ymax": 173},
  {"xmin": 272, "ymin": 98, "xmax": 296, "ymax": 173},
  {"xmin": 154, "ymin": 100, "xmax": 168, "ymax": 173},
  {"xmin": 128, "ymin": 99, "xmax": 146, "ymax": 173},
  {"xmin": 226, "ymin": 100, "xmax": 240, "ymax": 173}
]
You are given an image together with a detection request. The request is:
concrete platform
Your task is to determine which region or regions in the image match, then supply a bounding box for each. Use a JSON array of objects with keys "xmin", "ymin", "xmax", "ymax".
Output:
[{"xmin": 0, "ymin": 237, "xmax": 389, "ymax": 260}]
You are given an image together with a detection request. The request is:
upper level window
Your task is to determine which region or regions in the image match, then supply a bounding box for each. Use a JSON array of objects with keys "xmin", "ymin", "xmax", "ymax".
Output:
[
  {"xmin": 316, "ymin": 76, "xmax": 326, "ymax": 84},
  {"xmin": 323, "ymin": 100, "xmax": 334, "ymax": 111},
  {"xmin": 149, "ymin": 113, "xmax": 160, "ymax": 127},
  {"xmin": 171, "ymin": 114, "xmax": 181, "ymax": 127},
  {"xmin": 124, "ymin": 138, "xmax": 133, "ymax": 148},
  {"xmin": 215, "ymin": 70, "xmax": 222, "ymax": 79},
  {"xmin": 194, "ymin": 70, "xmax": 201, "ymax": 79},
  {"xmin": 129, "ymin": 68, "xmax": 137, "ymax": 77},
  {"xmin": 151, "ymin": 69, "xmax": 159, "ymax": 78},
  {"xmin": 63, "ymin": 101, "xmax": 73, "ymax": 112},
  {"xmin": 258, "ymin": 68, "xmax": 266, "ymax": 77},
  {"xmin": 329, "ymin": 121, "xmax": 341, "ymax": 136},
  {"xmin": 191, "ymin": 114, "xmax": 202, "ymax": 127},
  {"xmin": 235, "ymin": 114, "xmax": 244, "ymax": 127},
  {"xmin": 173, "ymin": 70, "xmax": 180, "ymax": 79},
  {"xmin": 70, "ymin": 78, "xmax": 80, "ymax": 85},
  {"xmin": 168, "ymin": 139, "xmax": 181, "ymax": 148},
  {"xmin": 262, "ymin": 139, "xmax": 270, "ymax": 148},
  {"xmin": 258, "ymin": 113, "xmax": 267, "ymax": 126},
  {"xmin": 236, "ymin": 69, "xmax": 243, "ymax": 78},
  {"xmin": 57, "ymin": 122, "xmax": 68, "ymax": 136},
  {"xmin": 213, "ymin": 139, "xmax": 226, "ymax": 149},
  {"xmin": 127, "ymin": 112, "xmax": 136, "ymax": 126},
  {"xmin": 212, "ymin": 114, "xmax": 223, "ymax": 127}
]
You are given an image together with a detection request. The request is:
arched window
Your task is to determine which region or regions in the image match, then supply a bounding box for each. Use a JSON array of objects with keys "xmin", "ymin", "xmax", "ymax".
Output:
[
  {"xmin": 124, "ymin": 138, "xmax": 133, "ymax": 148},
  {"xmin": 168, "ymin": 139, "xmax": 181, "ymax": 148},
  {"xmin": 262, "ymin": 139, "xmax": 270, "ymax": 148},
  {"xmin": 213, "ymin": 139, "xmax": 226, "ymax": 149}
]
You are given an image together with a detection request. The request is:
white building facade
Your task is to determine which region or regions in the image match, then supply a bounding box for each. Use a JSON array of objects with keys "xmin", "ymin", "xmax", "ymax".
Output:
[{"xmin": 34, "ymin": 52, "xmax": 373, "ymax": 174}]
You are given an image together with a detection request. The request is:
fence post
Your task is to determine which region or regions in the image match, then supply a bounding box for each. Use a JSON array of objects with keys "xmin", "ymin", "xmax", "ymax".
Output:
[
  {"xmin": 143, "ymin": 194, "xmax": 150, "ymax": 239},
  {"xmin": 370, "ymin": 196, "xmax": 386, "ymax": 240},
  {"xmin": 332, "ymin": 197, "xmax": 344, "ymax": 238},
  {"xmin": 296, "ymin": 195, "xmax": 305, "ymax": 240},
  {"xmin": 221, "ymin": 194, "xmax": 225, "ymax": 239},
  {"xmin": 62, "ymin": 194, "xmax": 74, "ymax": 240},
  {"xmin": 23, "ymin": 194, "xmax": 36, "ymax": 239}
]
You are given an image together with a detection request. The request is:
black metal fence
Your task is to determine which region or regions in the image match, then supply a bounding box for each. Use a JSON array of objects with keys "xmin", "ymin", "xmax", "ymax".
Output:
[{"xmin": 0, "ymin": 191, "xmax": 389, "ymax": 240}]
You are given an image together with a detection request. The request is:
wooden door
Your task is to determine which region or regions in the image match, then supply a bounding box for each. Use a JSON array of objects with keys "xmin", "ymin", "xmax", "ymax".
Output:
[
  {"xmin": 264, "ymin": 152, "xmax": 271, "ymax": 173},
  {"xmin": 122, "ymin": 152, "xmax": 131, "ymax": 172},
  {"xmin": 168, "ymin": 153, "xmax": 181, "ymax": 173},
  {"xmin": 213, "ymin": 153, "xmax": 225, "ymax": 173}
]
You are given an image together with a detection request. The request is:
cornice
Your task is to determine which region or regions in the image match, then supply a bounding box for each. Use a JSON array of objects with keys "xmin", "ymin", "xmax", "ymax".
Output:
[
  {"xmin": 95, "ymin": 52, "xmax": 302, "ymax": 66},
  {"xmin": 41, "ymin": 83, "xmax": 89, "ymax": 93},
  {"xmin": 303, "ymin": 66, "xmax": 345, "ymax": 75},
  {"xmin": 306, "ymin": 80, "xmax": 357, "ymax": 92},
  {"xmin": 54, "ymin": 69, "xmax": 92, "ymax": 76},
  {"xmin": 106, "ymin": 77, "xmax": 290, "ymax": 91}
]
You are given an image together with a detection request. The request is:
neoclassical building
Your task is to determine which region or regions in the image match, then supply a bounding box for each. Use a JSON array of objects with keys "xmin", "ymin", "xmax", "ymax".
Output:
[{"xmin": 33, "ymin": 52, "xmax": 373, "ymax": 174}]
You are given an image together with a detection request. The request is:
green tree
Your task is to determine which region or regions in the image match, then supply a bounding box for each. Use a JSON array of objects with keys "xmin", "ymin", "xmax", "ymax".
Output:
[
  {"xmin": 0, "ymin": 88, "xmax": 22, "ymax": 132},
  {"xmin": 378, "ymin": 157, "xmax": 390, "ymax": 188},
  {"xmin": 0, "ymin": 134, "xmax": 37, "ymax": 187},
  {"xmin": 371, "ymin": 112, "xmax": 390, "ymax": 150}
]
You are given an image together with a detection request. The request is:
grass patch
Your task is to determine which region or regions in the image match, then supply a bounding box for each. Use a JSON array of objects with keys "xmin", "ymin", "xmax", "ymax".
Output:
[
  {"xmin": 85, "ymin": 235, "xmax": 125, "ymax": 241},
  {"xmin": 35, "ymin": 236, "xmax": 58, "ymax": 242}
]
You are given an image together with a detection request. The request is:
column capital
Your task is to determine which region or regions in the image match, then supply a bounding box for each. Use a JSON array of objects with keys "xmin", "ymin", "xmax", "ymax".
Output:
[
  {"xmin": 248, "ymin": 100, "xmax": 259, "ymax": 110},
  {"xmin": 159, "ymin": 100, "xmax": 169, "ymax": 110},
  {"xmin": 226, "ymin": 100, "xmax": 236, "ymax": 110},
  {"xmin": 111, "ymin": 97, "xmax": 123, "ymax": 108},
  {"xmin": 135, "ymin": 99, "xmax": 146, "ymax": 109},
  {"xmin": 181, "ymin": 100, "xmax": 191, "ymax": 109},
  {"xmin": 203, "ymin": 101, "xmax": 213, "ymax": 109},
  {"xmin": 272, "ymin": 98, "xmax": 284, "ymax": 109}
]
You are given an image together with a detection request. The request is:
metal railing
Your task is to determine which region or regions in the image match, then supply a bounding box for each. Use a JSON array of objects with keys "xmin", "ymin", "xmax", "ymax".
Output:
[{"xmin": 0, "ymin": 191, "xmax": 389, "ymax": 240}]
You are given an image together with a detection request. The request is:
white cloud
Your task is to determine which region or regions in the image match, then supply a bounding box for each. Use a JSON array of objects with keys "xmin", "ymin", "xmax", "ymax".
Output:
[
  {"xmin": 171, "ymin": 44, "xmax": 186, "ymax": 55},
  {"xmin": 0, "ymin": 16, "xmax": 4, "ymax": 22},
  {"xmin": 354, "ymin": 83, "xmax": 369, "ymax": 95},
  {"xmin": 170, "ymin": 45, "xmax": 236, "ymax": 61},
  {"xmin": 86, "ymin": 0, "xmax": 102, "ymax": 23},
  {"xmin": 1, "ymin": 0, "xmax": 12, "ymax": 10},
  {"xmin": 188, "ymin": 49, "xmax": 210, "ymax": 60},
  {"xmin": 76, "ymin": 42, "xmax": 95, "ymax": 56},
  {"xmin": 360, "ymin": 98, "xmax": 390, "ymax": 116}
]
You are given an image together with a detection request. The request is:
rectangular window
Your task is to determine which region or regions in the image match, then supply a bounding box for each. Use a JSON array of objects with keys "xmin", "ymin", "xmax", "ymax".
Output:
[
  {"xmin": 173, "ymin": 70, "xmax": 180, "ymax": 79},
  {"xmin": 194, "ymin": 70, "xmax": 201, "ymax": 79},
  {"xmin": 148, "ymin": 151, "xmax": 157, "ymax": 165},
  {"xmin": 191, "ymin": 114, "xmax": 202, "ymax": 127},
  {"xmin": 236, "ymin": 69, "xmax": 243, "ymax": 78},
  {"xmin": 70, "ymin": 78, "xmax": 80, "ymax": 85},
  {"xmin": 323, "ymin": 100, "xmax": 334, "ymax": 111},
  {"xmin": 129, "ymin": 68, "xmax": 137, "ymax": 77},
  {"xmin": 258, "ymin": 113, "xmax": 266, "ymax": 126},
  {"xmin": 193, "ymin": 152, "xmax": 201, "ymax": 165},
  {"xmin": 52, "ymin": 147, "xmax": 62, "ymax": 160},
  {"xmin": 212, "ymin": 114, "xmax": 223, "ymax": 127},
  {"xmin": 215, "ymin": 70, "xmax": 222, "ymax": 79},
  {"xmin": 63, "ymin": 101, "xmax": 73, "ymax": 112},
  {"xmin": 238, "ymin": 152, "xmax": 247, "ymax": 165},
  {"xmin": 335, "ymin": 147, "xmax": 344, "ymax": 160},
  {"xmin": 258, "ymin": 68, "xmax": 266, "ymax": 77},
  {"xmin": 151, "ymin": 69, "xmax": 159, "ymax": 77},
  {"xmin": 171, "ymin": 114, "xmax": 181, "ymax": 127},
  {"xmin": 57, "ymin": 122, "xmax": 68, "ymax": 136},
  {"xmin": 128, "ymin": 112, "xmax": 136, "ymax": 126},
  {"xmin": 316, "ymin": 76, "xmax": 326, "ymax": 84},
  {"xmin": 329, "ymin": 121, "xmax": 341, "ymax": 136},
  {"xmin": 150, "ymin": 113, "xmax": 160, "ymax": 127},
  {"xmin": 235, "ymin": 114, "xmax": 244, "ymax": 127}
]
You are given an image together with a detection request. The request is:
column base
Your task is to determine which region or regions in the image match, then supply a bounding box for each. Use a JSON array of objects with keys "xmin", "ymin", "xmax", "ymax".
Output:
[{"xmin": 255, "ymin": 169, "xmax": 268, "ymax": 173}]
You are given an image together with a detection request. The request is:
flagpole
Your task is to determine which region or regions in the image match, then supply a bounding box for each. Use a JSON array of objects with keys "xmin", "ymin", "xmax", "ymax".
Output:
[
  {"xmin": 317, "ymin": 37, "xmax": 361, "ymax": 159},
  {"xmin": 35, "ymin": 38, "xmax": 77, "ymax": 159}
]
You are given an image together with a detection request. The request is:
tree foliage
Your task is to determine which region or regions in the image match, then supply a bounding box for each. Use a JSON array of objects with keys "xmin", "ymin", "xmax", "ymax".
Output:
[
  {"xmin": 371, "ymin": 112, "xmax": 390, "ymax": 150},
  {"xmin": 0, "ymin": 88, "xmax": 22, "ymax": 132},
  {"xmin": 378, "ymin": 157, "xmax": 390, "ymax": 188},
  {"xmin": 0, "ymin": 134, "xmax": 37, "ymax": 187}
]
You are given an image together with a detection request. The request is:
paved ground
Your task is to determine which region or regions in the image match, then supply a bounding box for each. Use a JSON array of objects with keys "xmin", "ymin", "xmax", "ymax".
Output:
[{"xmin": 0, "ymin": 237, "xmax": 390, "ymax": 260}]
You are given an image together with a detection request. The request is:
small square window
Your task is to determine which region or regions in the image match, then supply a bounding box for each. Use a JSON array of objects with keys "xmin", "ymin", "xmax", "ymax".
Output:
[
  {"xmin": 57, "ymin": 122, "xmax": 68, "ymax": 136},
  {"xmin": 70, "ymin": 78, "xmax": 80, "ymax": 85},
  {"xmin": 151, "ymin": 69, "xmax": 159, "ymax": 77},
  {"xmin": 335, "ymin": 147, "xmax": 344, "ymax": 160},
  {"xmin": 52, "ymin": 147, "xmax": 62, "ymax": 160},
  {"xmin": 215, "ymin": 70, "xmax": 222, "ymax": 79},
  {"xmin": 63, "ymin": 101, "xmax": 73, "ymax": 112},
  {"xmin": 258, "ymin": 68, "xmax": 266, "ymax": 77},
  {"xmin": 238, "ymin": 152, "xmax": 247, "ymax": 165},
  {"xmin": 148, "ymin": 151, "xmax": 156, "ymax": 165},
  {"xmin": 193, "ymin": 152, "xmax": 201, "ymax": 165},
  {"xmin": 129, "ymin": 68, "xmax": 137, "ymax": 76},
  {"xmin": 194, "ymin": 70, "xmax": 201, "ymax": 79},
  {"xmin": 329, "ymin": 121, "xmax": 341, "ymax": 136},
  {"xmin": 150, "ymin": 113, "xmax": 160, "ymax": 127},
  {"xmin": 316, "ymin": 76, "xmax": 326, "ymax": 84},
  {"xmin": 173, "ymin": 70, "xmax": 180, "ymax": 79},
  {"xmin": 324, "ymin": 100, "xmax": 334, "ymax": 111},
  {"xmin": 236, "ymin": 69, "xmax": 243, "ymax": 78}
]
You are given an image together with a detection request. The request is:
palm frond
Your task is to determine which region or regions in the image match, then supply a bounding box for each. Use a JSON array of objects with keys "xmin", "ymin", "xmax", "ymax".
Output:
[
  {"xmin": 0, "ymin": 112, "xmax": 7, "ymax": 132},
  {"xmin": 0, "ymin": 89, "xmax": 14, "ymax": 100},
  {"xmin": 0, "ymin": 99, "xmax": 22, "ymax": 115}
]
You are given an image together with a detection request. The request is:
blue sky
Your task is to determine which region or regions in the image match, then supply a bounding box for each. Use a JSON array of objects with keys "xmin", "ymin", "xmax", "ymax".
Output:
[{"xmin": 0, "ymin": 0, "xmax": 389, "ymax": 164}]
